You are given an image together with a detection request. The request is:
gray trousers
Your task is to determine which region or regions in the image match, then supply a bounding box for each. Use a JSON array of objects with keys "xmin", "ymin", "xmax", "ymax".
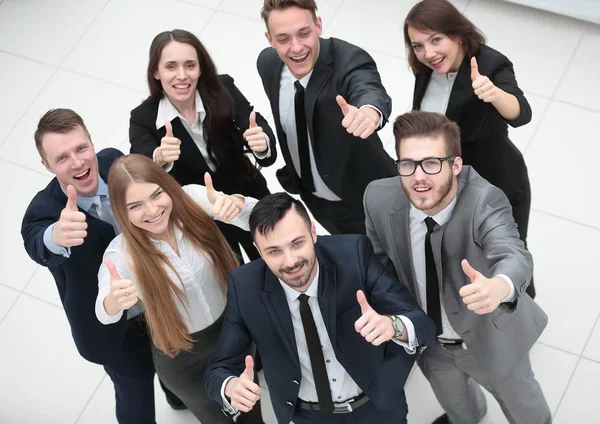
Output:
[
  {"xmin": 152, "ymin": 316, "xmax": 233, "ymax": 424},
  {"xmin": 417, "ymin": 342, "xmax": 551, "ymax": 424}
]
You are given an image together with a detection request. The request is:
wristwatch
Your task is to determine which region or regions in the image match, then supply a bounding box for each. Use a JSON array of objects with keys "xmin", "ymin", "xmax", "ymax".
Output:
[{"xmin": 390, "ymin": 315, "xmax": 405, "ymax": 339}]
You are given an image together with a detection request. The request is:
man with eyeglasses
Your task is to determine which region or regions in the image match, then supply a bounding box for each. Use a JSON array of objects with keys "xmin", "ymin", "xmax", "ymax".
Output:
[{"xmin": 363, "ymin": 111, "xmax": 551, "ymax": 424}]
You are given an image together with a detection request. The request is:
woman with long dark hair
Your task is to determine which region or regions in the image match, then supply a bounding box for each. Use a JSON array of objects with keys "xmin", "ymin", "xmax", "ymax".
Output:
[
  {"xmin": 129, "ymin": 29, "xmax": 276, "ymax": 263},
  {"xmin": 404, "ymin": 0, "xmax": 535, "ymax": 299}
]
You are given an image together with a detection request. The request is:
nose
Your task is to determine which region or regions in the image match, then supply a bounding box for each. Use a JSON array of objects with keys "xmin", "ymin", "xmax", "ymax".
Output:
[
  {"xmin": 176, "ymin": 65, "xmax": 185, "ymax": 79},
  {"xmin": 422, "ymin": 45, "xmax": 435, "ymax": 59},
  {"xmin": 71, "ymin": 154, "xmax": 84, "ymax": 169},
  {"xmin": 290, "ymin": 36, "xmax": 303, "ymax": 53},
  {"xmin": 283, "ymin": 249, "xmax": 298, "ymax": 268},
  {"xmin": 413, "ymin": 163, "xmax": 428, "ymax": 179},
  {"xmin": 146, "ymin": 201, "xmax": 159, "ymax": 217}
]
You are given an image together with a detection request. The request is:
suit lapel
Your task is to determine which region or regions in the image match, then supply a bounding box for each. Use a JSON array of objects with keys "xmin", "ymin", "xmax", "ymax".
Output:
[
  {"xmin": 266, "ymin": 54, "xmax": 294, "ymax": 165},
  {"xmin": 390, "ymin": 200, "xmax": 420, "ymax": 300},
  {"xmin": 413, "ymin": 72, "xmax": 432, "ymax": 110},
  {"xmin": 305, "ymin": 38, "xmax": 332, "ymax": 147},
  {"xmin": 445, "ymin": 59, "xmax": 472, "ymax": 124},
  {"xmin": 260, "ymin": 272, "xmax": 300, "ymax": 368},
  {"xmin": 315, "ymin": 248, "xmax": 337, "ymax": 345},
  {"xmin": 170, "ymin": 117, "xmax": 211, "ymax": 175}
]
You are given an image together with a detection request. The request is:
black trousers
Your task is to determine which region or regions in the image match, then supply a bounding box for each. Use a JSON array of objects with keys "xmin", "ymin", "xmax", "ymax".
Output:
[
  {"xmin": 301, "ymin": 192, "xmax": 366, "ymax": 235},
  {"xmin": 292, "ymin": 400, "xmax": 407, "ymax": 424},
  {"xmin": 217, "ymin": 221, "xmax": 261, "ymax": 261},
  {"xmin": 103, "ymin": 316, "xmax": 181, "ymax": 424}
]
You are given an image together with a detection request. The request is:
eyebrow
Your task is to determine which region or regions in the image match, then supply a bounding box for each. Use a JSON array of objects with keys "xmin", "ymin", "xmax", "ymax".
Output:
[
  {"xmin": 411, "ymin": 33, "xmax": 440, "ymax": 44},
  {"xmin": 263, "ymin": 235, "xmax": 305, "ymax": 250},
  {"xmin": 275, "ymin": 26, "xmax": 311, "ymax": 37},
  {"xmin": 126, "ymin": 187, "xmax": 161, "ymax": 207}
]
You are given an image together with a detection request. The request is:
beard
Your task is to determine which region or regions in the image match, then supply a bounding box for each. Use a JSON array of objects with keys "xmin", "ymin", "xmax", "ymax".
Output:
[
  {"xmin": 402, "ymin": 172, "xmax": 454, "ymax": 214},
  {"xmin": 279, "ymin": 257, "xmax": 317, "ymax": 289}
]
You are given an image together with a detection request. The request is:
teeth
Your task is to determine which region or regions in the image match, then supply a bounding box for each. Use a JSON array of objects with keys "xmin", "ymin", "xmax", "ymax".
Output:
[
  {"xmin": 431, "ymin": 57, "xmax": 443, "ymax": 65},
  {"xmin": 146, "ymin": 213, "xmax": 162, "ymax": 223},
  {"xmin": 291, "ymin": 53, "xmax": 308, "ymax": 61},
  {"xmin": 74, "ymin": 170, "xmax": 89, "ymax": 178},
  {"xmin": 174, "ymin": 84, "xmax": 189, "ymax": 89},
  {"xmin": 415, "ymin": 187, "xmax": 430, "ymax": 192}
]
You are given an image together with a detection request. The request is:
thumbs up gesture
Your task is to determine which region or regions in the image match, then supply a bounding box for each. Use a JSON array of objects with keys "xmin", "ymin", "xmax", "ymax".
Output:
[
  {"xmin": 51, "ymin": 185, "xmax": 88, "ymax": 248},
  {"xmin": 458, "ymin": 259, "xmax": 510, "ymax": 314},
  {"xmin": 103, "ymin": 259, "xmax": 138, "ymax": 317},
  {"xmin": 243, "ymin": 111, "xmax": 268, "ymax": 154},
  {"xmin": 336, "ymin": 95, "xmax": 380, "ymax": 139},
  {"xmin": 354, "ymin": 290, "xmax": 395, "ymax": 346},
  {"xmin": 204, "ymin": 172, "xmax": 244, "ymax": 222},
  {"xmin": 155, "ymin": 120, "xmax": 181, "ymax": 167},
  {"xmin": 224, "ymin": 355, "xmax": 261, "ymax": 412},
  {"xmin": 471, "ymin": 57, "xmax": 498, "ymax": 103}
]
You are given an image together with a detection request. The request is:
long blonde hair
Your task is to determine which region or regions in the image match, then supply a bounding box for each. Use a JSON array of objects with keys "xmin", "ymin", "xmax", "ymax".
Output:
[{"xmin": 108, "ymin": 154, "xmax": 239, "ymax": 356}]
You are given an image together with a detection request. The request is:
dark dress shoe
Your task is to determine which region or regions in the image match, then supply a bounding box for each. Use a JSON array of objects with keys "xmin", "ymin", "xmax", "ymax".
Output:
[
  {"xmin": 432, "ymin": 413, "xmax": 451, "ymax": 424},
  {"xmin": 166, "ymin": 397, "xmax": 187, "ymax": 410}
]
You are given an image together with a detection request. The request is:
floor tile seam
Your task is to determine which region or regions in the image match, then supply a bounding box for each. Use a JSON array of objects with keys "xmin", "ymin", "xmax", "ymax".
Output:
[
  {"xmin": 549, "ymin": 25, "xmax": 586, "ymax": 100},
  {"xmin": 530, "ymin": 208, "xmax": 600, "ymax": 232},
  {"xmin": 74, "ymin": 373, "xmax": 109, "ymax": 424},
  {"xmin": 0, "ymin": 157, "xmax": 51, "ymax": 178},
  {"xmin": 552, "ymin": 355, "xmax": 583, "ymax": 418}
]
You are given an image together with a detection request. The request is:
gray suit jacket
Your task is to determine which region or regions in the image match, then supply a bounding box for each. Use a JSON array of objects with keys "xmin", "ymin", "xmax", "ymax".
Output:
[{"xmin": 364, "ymin": 166, "xmax": 547, "ymax": 380}]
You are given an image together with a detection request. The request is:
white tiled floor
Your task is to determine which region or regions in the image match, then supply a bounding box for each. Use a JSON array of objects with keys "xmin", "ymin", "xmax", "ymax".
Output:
[{"xmin": 1, "ymin": 0, "xmax": 599, "ymax": 423}]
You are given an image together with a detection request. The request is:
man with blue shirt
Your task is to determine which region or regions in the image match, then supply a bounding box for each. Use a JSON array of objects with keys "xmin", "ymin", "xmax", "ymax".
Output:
[{"xmin": 21, "ymin": 109, "xmax": 183, "ymax": 423}]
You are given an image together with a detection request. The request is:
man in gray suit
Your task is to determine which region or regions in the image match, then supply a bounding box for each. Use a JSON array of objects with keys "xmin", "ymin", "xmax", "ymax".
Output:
[{"xmin": 363, "ymin": 111, "xmax": 551, "ymax": 424}]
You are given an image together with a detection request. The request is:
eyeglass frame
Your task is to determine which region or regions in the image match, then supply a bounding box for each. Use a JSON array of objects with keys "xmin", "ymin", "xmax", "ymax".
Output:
[{"xmin": 394, "ymin": 156, "xmax": 457, "ymax": 177}]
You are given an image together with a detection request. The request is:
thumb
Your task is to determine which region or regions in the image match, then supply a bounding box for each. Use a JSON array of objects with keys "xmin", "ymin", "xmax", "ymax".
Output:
[
  {"xmin": 66, "ymin": 185, "xmax": 78, "ymax": 211},
  {"xmin": 105, "ymin": 259, "xmax": 121, "ymax": 281},
  {"xmin": 470, "ymin": 57, "xmax": 480, "ymax": 81},
  {"xmin": 242, "ymin": 355, "xmax": 254, "ymax": 380},
  {"xmin": 165, "ymin": 120, "xmax": 173, "ymax": 137},
  {"xmin": 336, "ymin": 95, "xmax": 349, "ymax": 116},
  {"xmin": 461, "ymin": 259, "xmax": 480, "ymax": 282},
  {"xmin": 204, "ymin": 172, "xmax": 217, "ymax": 204},
  {"xmin": 356, "ymin": 290, "xmax": 372, "ymax": 314},
  {"xmin": 249, "ymin": 111, "xmax": 257, "ymax": 128}
]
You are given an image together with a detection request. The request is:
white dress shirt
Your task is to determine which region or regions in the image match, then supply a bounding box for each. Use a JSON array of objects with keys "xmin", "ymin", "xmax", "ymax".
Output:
[
  {"xmin": 154, "ymin": 92, "xmax": 270, "ymax": 172},
  {"xmin": 220, "ymin": 263, "xmax": 418, "ymax": 413},
  {"xmin": 408, "ymin": 197, "xmax": 516, "ymax": 340},
  {"xmin": 95, "ymin": 184, "xmax": 257, "ymax": 333},
  {"xmin": 420, "ymin": 71, "xmax": 459, "ymax": 115}
]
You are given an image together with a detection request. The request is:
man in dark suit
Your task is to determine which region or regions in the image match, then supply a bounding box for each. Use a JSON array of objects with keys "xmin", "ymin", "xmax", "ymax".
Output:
[
  {"xmin": 204, "ymin": 192, "xmax": 435, "ymax": 424},
  {"xmin": 21, "ymin": 109, "xmax": 183, "ymax": 423},
  {"xmin": 256, "ymin": 0, "xmax": 397, "ymax": 235},
  {"xmin": 364, "ymin": 111, "xmax": 550, "ymax": 424}
]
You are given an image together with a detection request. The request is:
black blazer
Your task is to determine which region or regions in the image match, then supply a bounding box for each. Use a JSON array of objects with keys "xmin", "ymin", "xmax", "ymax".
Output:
[
  {"xmin": 257, "ymin": 37, "xmax": 397, "ymax": 208},
  {"xmin": 413, "ymin": 44, "xmax": 531, "ymax": 197},
  {"xmin": 129, "ymin": 74, "xmax": 275, "ymax": 199},
  {"xmin": 204, "ymin": 235, "xmax": 435, "ymax": 424},
  {"xmin": 21, "ymin": 148, "xmax": 127, "ymax": 365}
]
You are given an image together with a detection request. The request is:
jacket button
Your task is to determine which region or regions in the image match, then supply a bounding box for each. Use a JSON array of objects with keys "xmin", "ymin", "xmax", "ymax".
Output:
[{"xmin": 286, "ymin": 401, "xmax": 294, "ymax": 407}]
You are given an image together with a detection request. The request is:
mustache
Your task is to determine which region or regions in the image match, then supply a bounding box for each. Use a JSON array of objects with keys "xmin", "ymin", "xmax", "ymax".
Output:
[{"xmin": 280, "ymin": 260, "xmax": 307, "ymax": 274}]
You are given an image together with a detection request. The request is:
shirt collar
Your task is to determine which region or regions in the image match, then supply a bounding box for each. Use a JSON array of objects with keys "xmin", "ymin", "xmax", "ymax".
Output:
[
  {"xmin": 155, "ymin": 91, "xmax": 204, "ymax": 130},
  {"xmin": 279, "ymin": 262, "xmax": 320, "ymax": 304},
  {"xmin": 409, "ymin": 195, "xmax": 457, "ymax": 227},
  {"xmin": 282, "ymin": 65, "xmax": 314, "ymax": 89},
  {"xmin": 60, "ymin": 174, "xmax": 108, "ymax": 212}
]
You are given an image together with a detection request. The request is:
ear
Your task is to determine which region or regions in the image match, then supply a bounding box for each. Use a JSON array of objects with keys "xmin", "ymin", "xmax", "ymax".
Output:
[
  {"xmin": 310, "ymin": 222, "xmax": 317, "ymax": 243},
  {"xmin": 153, "ymin": 70, "xmax": 160, "ymax": 80},
  {"xmin": 41, "ymin": 159, "xmax": 54, "ymax": 175},
  {"xmin": 452, "ymin": 156, "xmax": 463, "ymax": 176},
  {"xmin": 253, "ymin": 241, "xmax": 264, "ymax": 259},
  {"xmin": 315, "ymin": 16, "xmax": 323, "ymax": 36},
  {"xmin": 265, "ymin": 31, "xmax": 273, "ymax": 46}
]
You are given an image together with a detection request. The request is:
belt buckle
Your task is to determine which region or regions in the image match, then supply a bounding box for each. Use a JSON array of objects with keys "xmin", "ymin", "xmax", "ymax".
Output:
[{"xmin": 333, "ymin": 400, "xmax": 353, "ymax": 414}]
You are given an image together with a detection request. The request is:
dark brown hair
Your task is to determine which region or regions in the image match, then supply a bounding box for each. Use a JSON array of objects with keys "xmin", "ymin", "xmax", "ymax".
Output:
[
  {"xmin": 147, "ymin": 29, "xmax": 257, "ymax": 178},
  {"xmin": 34, "ymin": 109, "xmax": 92, "ymax": 160},
  {"xmin": 108, "ymin": 154, "xmax": 239, "ymax": 357},
  {"xmin": 404, "ymin": 0, "xmax": 486, "ymax": 73},
  {"xmin": 250, "ymin": 192, "xmax": 311, "ymax": 239},
  {"xmin": 394, "ymin": 111, "xmax": 461, "ymax": 158},
  {"xmin": 261, "ymin": 0, "xmax": 318, "ymax": 29}
]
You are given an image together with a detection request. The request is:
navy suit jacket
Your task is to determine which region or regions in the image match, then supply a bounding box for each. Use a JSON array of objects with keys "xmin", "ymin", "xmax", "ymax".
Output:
[
  {"xmin": 204, "ymin": 234, "xmax": 435, "ymax": 423},
  {"xmin": 21, "ymin": 148, "xmax": 127, "ymax": 365}
]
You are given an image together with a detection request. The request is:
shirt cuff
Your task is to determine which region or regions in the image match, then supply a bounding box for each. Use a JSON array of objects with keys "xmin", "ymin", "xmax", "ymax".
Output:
[
  {"xmin": 95, "ymin": 285, "xmax": 124, "ymax": 325},
  {"xmin": 220, "ymin": 376, "xmax": 238, "ymax": 415},
  {"xmin": 497, "ymin": 274, "xmax": 516, "ymax": 303},
  {"xmin": 360, "ymin": 105, "xmax": 384, "ymax": 129},
  {"xmin": 152, "ymin": 147, "xmax": 174, "ymax": 172},
  {"xmin": 391, "ymin": 315, "xmax": 418, "ymax": 354},
  {"xmin": 252, "ymin": 134, "xmax": 272, "ymax": 159},
  {"xmin": 43, "ymin": 223, "xmax": 71, "ymax": 258},
  {"xmin": 228, "ymin": 195, "xmax": 258, "ymax": 231}
]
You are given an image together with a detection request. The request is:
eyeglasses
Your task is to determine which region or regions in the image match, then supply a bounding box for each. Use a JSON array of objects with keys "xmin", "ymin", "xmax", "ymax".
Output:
[{"xmin": 395, "ymin": 156, "xmax": 456, "ymax": 177}]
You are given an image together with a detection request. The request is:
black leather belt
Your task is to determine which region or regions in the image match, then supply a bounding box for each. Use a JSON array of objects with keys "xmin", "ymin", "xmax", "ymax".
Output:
[
  {"xmin": 297, "ymin": 393, "xmax": 369, "ymax": 414},
  {"xmin": 437, "ymin": 337, "xmax": 468, "ymax": 350}
]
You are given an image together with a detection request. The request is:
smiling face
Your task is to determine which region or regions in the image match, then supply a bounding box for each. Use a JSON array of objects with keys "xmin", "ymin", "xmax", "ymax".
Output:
[
  {"xmin": 125, "ymin": 181, "xmax": 173, "ymax": 238},
  {"xmin": 41, "ymin": 126, "xmax": 99, "ymax": 197},
  {"xmin": 265, "ymin": 6, "xmax": 322, "ymax": 79},
  {"xmin": 398, "ymin": 134, "xmax": 462, "ymax": 216},
  {"xmin": 253, "ymin": 207, "xmax": 318, "ymax": 292},
  {"xmin": 407, "ymin": 26, "xmax": 465, "ymax": 74},
  {"xmin": 154, "ymin": 41, "xmax": 201, "ymax": 109}
]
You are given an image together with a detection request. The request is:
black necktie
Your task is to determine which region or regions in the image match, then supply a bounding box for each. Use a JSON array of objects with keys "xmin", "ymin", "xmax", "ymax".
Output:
[
  {"xmin": 297, "ymin": 293, "xmax": 333, "ymax": 413},
  {"xmin": 294, "ymin": 81, "xmax": 315, "ymax": 193},
  {"xmin": 425, "ymin": 217, "xmax": 443, "ymax": 336}
]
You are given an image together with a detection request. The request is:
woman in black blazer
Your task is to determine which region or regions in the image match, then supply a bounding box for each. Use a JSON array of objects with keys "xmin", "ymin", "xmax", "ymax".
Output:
[
  {"xmin": 404, "ymin": 0, "xmax": 535, "ymax": 298},
  {"xmin": 130, "ymin": 29, "xmax": 276, "ymax": 263}
]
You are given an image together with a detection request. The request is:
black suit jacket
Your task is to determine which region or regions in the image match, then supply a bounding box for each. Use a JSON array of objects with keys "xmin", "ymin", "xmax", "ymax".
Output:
[
  {"xmin": 204, "ymin": 235, "xmax": 435, "ymax": 423},
  {"xmin": 129, "ymin": 74, "xmax": 275, "ymax": 199},
  {"xmin": 21, "ymin": 148, "xmax": 127, "ymax": 365},
  {"xmin": 257, "ymin": 37, "xmax": 397, "ymax": 208},
  {"xmin": 413, "ymin": 44, "xmax": 531, "ymax": 197}
]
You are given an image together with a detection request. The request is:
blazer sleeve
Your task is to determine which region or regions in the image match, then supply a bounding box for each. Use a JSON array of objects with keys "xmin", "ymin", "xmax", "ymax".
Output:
[
  {"xmin": 21, "ymin": 197, "xmax": 66, "ymax": 268},
  {"xmin": 474, "ymin": 185, "xmax": 533, "ymax": 298},
  {"xmin": 489, "ymin": 55, "xmax": 532, "ymax": 128},
  {"xmin": 204, "ymin": 274, "xmax": 253, "ymax": 406},
  {"xmin": 220, "ymin": 74, "xmax": 278, "ymax": 167},
  {"xmin": 358, "ymin": 236, "xmax": 435, "ymax": 347},
  {"xmin": 338, "ymin": 47, "xmax": 392, "ymax": 125},
  {"xmin": 129, "ymin": 104, "xmax": 160, "ymax": 159},
  {"xmin": 363, "ymin": 181, "xmax": 392, "ymax": 266}
]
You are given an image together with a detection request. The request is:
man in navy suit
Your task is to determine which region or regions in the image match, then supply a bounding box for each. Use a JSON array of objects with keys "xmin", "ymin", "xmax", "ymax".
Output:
[
  {"xmin": 21, "ymin": 109, "xmax": 182, "ymax": 423},
  {"xmin": 204, "ymin": 193, "xmax": 435, "ymax": 424}
]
